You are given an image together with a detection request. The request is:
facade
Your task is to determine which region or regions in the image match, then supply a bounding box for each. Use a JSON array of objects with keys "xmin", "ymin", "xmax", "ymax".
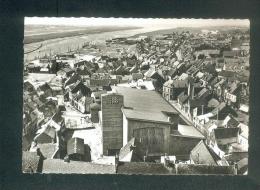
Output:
[{"xmin": 101, "ymin": 93, "xmax": 124, "ymax": 156}]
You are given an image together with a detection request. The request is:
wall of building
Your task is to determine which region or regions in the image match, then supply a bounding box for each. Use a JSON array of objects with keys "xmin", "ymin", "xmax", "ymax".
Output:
[
  {"xmin": 123, "ymin": 113, "xmax": 128, "ymax": 146},
  {"xmin": 126, "ymin": 119, "xmax": 171, "ymax": 155},
  {"xmin": 216, "ymin": 137, "xmax": 238, "ymax": 145},
  {"xmin": 169, "ymin": 135, "xmax": 201, "ymax": 158},
  {"xmin": 101, "ymin": 93, "xmax": 124, "ymax": 155}
]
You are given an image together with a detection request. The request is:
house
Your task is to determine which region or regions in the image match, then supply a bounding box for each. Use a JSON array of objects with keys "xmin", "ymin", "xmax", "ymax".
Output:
[
  {"xmin": 224, "ymin": 81, "xmax": 241, "ymax": 108},
  {"xmin": 111, "ymin": 86, "xmax": 180, "ymax": 157},
  {"xmin": 66, "ymin": 81, "xmax": 92, "ymax": 113},
  {"xmin": 144, "ymin": 68, "xmax": 166, "ymax": 92},
  {"xmin": 62, "ymin": 110, "xmax": 93, "ymax": 129}
]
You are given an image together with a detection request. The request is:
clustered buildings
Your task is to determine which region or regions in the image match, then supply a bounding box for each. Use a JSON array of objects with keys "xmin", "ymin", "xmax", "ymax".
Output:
[{"xmin": 22, "ymin": 28, "xmax": 249, "ymax": 175}]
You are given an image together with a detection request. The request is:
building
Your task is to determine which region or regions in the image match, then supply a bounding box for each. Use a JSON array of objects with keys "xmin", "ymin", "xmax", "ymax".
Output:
[
  {"xmin": 101, "ymin": 92, "xmax": 124, "ymax": 156},
  {"xmin": 113, "ymin": 86, "xmax": 180, "ymax": 157}
]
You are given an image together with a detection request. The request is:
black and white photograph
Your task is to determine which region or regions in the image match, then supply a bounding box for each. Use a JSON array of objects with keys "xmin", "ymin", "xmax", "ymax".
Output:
[{"xmin": 22, "ymin": 17, "xmax": 250, "ymax": 175}]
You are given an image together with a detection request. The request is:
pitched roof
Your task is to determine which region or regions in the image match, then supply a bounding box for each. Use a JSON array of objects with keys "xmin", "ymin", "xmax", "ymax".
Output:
[
  {"xmin": 190, "ymin": 140, "xmax": 221, "ymax": 165},
  {"xmin": 37, "ymin": 143, "xmax": 57, "ymax": 158},
  {"xmin": 36, "ymin": 125, "xmax": 56, "ymax": 139},
  {"xmin": 214, "ymin": 127, "xmax": 240, "ymax": 139},
  {"xmin": 211, "ymin": 102, "xmax": 226, "ymax": 115},
  {"xmin": 119, "ymin": 138, "xmax": 143, "ymax": 162},
  {"xmin": 197, "ymin": 88, "xmax": 209, "ymax": 98},
  {"xmin": 67, "ymin": 137, "xmax": 85, "ymax": 156},
  {"xmin": 113, "ymin": 86, "xmax": 178, "ymax": 123},
  {"xmin": 22, "ymin": 151, "xmax": 40, "ymax": 173},
  {"xmin": 177, "ymin": 124, "xmax": 205, "ymax": 139},
  {"xmin": 42, "ymin": 159, "xmax": 116, "ymax": 174},
  {"xmin": 117, "ymin": 162, "xmax": 171, "ymax": 175}
]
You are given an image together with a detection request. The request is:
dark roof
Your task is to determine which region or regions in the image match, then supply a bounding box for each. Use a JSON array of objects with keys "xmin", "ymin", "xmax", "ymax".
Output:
[
  {"xmin": 214, "ymin": 127, "xmax": 240, "ymax": 139},
  {"xmin": 67, "ymin": 137, "xmax": 85, "ymax": 156},
  {"xmin": 227, "ymin": 115, "xmax": 240, "ymax": 128},
  {"xmin": 177, "ymin": 164, "xmax": 235, "ymax": 175},
  {"xmin": 37, "ymin": 83, "xmax": 51, "ymax": 92},
  {"xmin": 42, "ymin": 159, "xmax": 116, "ymax": 174},
  {"xmin": 22, "ymin": 151, "xmax": 40, "ymax": 173},
  {"xmin": 117, "ymin": 162, "xmax": 171, "ymax": 175}
]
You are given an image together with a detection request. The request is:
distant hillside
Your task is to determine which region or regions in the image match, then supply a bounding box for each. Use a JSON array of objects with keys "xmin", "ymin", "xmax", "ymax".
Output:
[{"xmin": 24, "ymin": 25, "xmax": 141, "ymax": 44}]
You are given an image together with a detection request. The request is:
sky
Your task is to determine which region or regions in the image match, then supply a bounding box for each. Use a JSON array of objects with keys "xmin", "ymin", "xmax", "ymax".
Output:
[{"xmin": 25, "ymin": 17, "xmax": 250, "ymax": 29}]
